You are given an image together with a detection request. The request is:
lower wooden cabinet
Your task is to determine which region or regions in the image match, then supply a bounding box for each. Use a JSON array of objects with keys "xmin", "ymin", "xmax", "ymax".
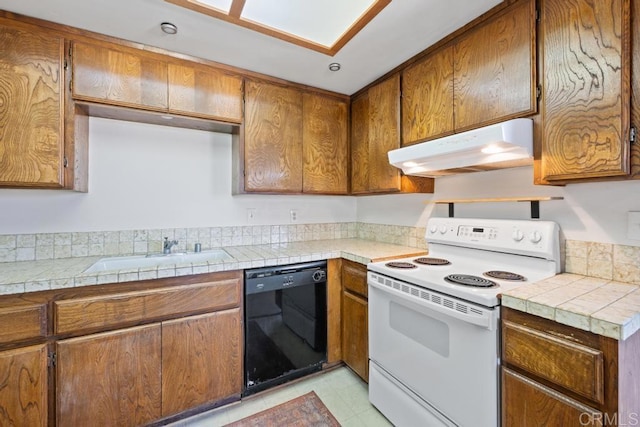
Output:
[
  {"xmin": 0, "ymin": 271, "xmax": 243, "ymax": 426},
  {"xmin": 502, "ymin": 367, "xmax": 603, "ymax": 426},
  {"xmin": 161, "ymin": 309, "xmax": 242, "ymax": 416},
  {"xmin": 501, "ymin": 307, "xmax": 640, "ymax": 427},
  {"xmin": 56, "ymin": 324, "xmax": 162, "ymax": 427},
  {"xmin": 341, "ymin": 260, "xmax": 369, "ymax": 381},
  {"xmin": 0, "ymin": 344, "xmax": 48, "ymax": 427}
]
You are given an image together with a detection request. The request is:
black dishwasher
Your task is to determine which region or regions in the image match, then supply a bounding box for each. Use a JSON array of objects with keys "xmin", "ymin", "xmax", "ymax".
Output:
[{"xmin": 243, "ymin": 261, "xmax": 327, "ymax": 396}]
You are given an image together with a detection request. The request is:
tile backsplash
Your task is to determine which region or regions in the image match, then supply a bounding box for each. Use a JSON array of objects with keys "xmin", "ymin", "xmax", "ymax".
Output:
[
  {"xmin": 565, "ymin": 240, "xmax": 640, "ymax": 284},
  {"xmin": 0, "ymin": 222, "xmax": 427, "ymax": 263},
  {"xmin": 3, "ymin": 226, "xmax": 637, "ymax": 285}
]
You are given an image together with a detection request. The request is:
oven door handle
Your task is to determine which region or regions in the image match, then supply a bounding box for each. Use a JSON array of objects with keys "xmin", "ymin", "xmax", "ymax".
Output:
[{"xmin": 369, "ymin": 279, "xmax": 498, "ymax": 330}]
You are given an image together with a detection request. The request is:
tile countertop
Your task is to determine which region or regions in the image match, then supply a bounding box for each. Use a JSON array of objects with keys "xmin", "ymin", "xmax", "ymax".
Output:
[
  {"xmin": 502, "ymin": 273, "xmax": 640, "ymax": 341},
  {"xmin": 0, "ymin": 239, "xmax": 426, "ymax": 296}
]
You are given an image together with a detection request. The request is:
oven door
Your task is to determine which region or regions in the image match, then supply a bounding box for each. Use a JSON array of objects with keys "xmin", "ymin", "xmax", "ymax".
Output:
[{"xmin": 368, "ymin": 272, "xmax": 500, "ymax": 427}]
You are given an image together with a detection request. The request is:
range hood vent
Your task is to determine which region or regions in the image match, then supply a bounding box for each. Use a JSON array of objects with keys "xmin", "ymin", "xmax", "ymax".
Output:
[{"xmin": 388, "ymin": 118, "xmax": 533, "ymax": 177}]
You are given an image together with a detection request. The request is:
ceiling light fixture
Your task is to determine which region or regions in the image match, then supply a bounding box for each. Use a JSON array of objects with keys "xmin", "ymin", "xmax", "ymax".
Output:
[
  {"xmin": 160, "ymin": 22, "xmax": 178, "ymax": 35},
  {"xmin": 328, "ymin": 63, "xmax": 341, "ymax": 72}
]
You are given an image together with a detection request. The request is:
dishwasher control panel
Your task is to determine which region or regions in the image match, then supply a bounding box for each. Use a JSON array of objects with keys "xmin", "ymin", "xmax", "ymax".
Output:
[{"xmin": 244, "ymin": 260, "xmax": 327, "ymax": 295}]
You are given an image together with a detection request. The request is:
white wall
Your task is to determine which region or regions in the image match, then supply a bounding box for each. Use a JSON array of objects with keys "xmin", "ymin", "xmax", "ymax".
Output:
[
  {"xmin": 357, "ymin": 166, "xmax": 640, "ymax": 246},
  {"xmin": 0, "ymin": 118, "xmax": 357, "ymax": 234}
]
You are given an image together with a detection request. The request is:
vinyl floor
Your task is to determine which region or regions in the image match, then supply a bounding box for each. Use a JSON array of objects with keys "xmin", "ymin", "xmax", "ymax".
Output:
[{"xmin": 166, "ymin": 366, "xmax": 392, "ymax": 427}]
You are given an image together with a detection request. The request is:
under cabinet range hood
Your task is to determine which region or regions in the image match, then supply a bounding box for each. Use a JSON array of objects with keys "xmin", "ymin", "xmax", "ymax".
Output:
[{"xmin": 388, "ymin": 118, "xmax": 533, "ymax": 177}]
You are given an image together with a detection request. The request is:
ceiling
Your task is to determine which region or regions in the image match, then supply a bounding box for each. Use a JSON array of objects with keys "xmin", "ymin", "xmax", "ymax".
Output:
[{"xmin": 0, "ymin": 0, "xmax": 502, "ymax": 95}]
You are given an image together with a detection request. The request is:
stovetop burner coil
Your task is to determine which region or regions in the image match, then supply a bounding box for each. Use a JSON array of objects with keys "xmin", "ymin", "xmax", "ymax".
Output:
[
  {"xmin": 444, "ymin": 274, "xmax": 497, "ymax": 288},
  {"xmin": 414, "ymin": 257, "xmax": 451, "ymax": 266},
  {"xmin": 385, "ymin": 261, "xmax": 417, "ymax": 269},
  {"xmin": 484, "ymin": 271, "xmax": 526, "ymax": 281}
]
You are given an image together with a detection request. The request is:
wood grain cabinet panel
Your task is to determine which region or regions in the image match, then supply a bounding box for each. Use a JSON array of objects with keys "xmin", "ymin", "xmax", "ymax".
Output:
[
  {"xmin": 54, "ymin": 279, "xmax": 241, "ymax": 335},
  {"xmin": 341, "ymin": 260, "xmax": 368, "ymax": 381},
  {"xmin": 342, "ymin": 290, "xmax": 368, "ymax": 382},
  {"xmin": 0, "ymin": 344, "xmax": 48, "ymax": 427},
  {"xmin": 502, "ymin": 368, "xmax": 603, "ymax": 427},
  {"xmin": 0, "ymin": 304, "xmax": 47, "ymax": 345},
  {"xmin": 72, "ymin": 41, "xmax": 168, "ymax": 111},
  {"xmin": 243, "ymin": 80, "xmax": 303, "ymax": 192},
  {"xmin": 342, "ymin": 259, "xmax": 367, "ymax": 297},
  {"xmin": 56, "ymin": 324, "xmax": 162, "ymax": 427},
  {"xmin": 0, "ymin": 23, "xmax": 65, "ymax": 187},
  {"xmin": 454, "ymin": 0, "xmax": 536, "ymax": 131},
  {"xmin": 302, "ymin": 93, "xmax": 348, "ymax": 194},
  {"xmin": 350, "ymin": 93, "xmax": 370, "ymax": 194},
  {"xmin": 402, "ymin": 45, "xmax": 454, "ymax": 145},
  {"xmin": 502, "ymin": 320, "xmax": 604, "ymax": 404},
  {"xmin": 168, "ymin": 62, "xmax": 242, "ymax": 123},
  {"xmin": 631, "ymin": 0, "xmax": 640, "ymax": 178},
  {"xmin": 161, "ymin": 309, "xmax": 242, "ymax": 416},
  {"xmin": 369, "ymin": 75, "xmax": 402, "ymax": 192},
  {"xmin": 540, "ymin": 0, "xmax": 631, "ymax": 181}
]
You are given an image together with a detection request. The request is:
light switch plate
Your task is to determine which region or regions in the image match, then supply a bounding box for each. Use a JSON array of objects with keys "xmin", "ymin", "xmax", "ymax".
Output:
[{"xmin": 627, "ymin": 212, "xmax": 640, "ymax": 240}]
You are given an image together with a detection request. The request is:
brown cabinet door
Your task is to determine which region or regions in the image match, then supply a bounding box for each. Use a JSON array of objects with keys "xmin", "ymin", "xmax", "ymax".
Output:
[
  {"xmin": 0, "ymin": 344, "xmax": 48, "ymax": 427},
  {"xmin": 168, "ymin": 62, "xmax": 242, "ymax": 122},
  {"xmin": 540, "ymin": 0, "xmax": 630, "ymax": 181},
  {"xmin": 302, "ymin": 93, "xmax": 348, "ymax": 194},
  {"xmin": 342, "ymin": 290, "xmax": 368, "ymax": 381},
  {"xmin": 350, "ymin": 93, "xmax": 370, "ymax": 194},
  {"xmin": 72, "ymin": 41, "xmax": 168, "ymax": 111},
  {"xmin": 368, "ymin": 74, "xmax": 402, "ymax": 193},
  {"xmin": 244, "ymin": 80, "xmax": 303, "ymax": 192},
  {"xmin": 161, "ymin": 309, "xmax": 242, "ymax": 416},
  {"xmin": 502, "ymin": 368, "xmax": 603, "ymax": 427},
  {"xmin": 0, "ymin": 23, "xmax": 64, "ymax": 187},
  {"xmin": 454, "ymin": 0, "xmax": 536, "ymax": 131},
  {"xmin": 56, "ymin": 324, "xmax": 162, "ymax": 427},
  {"xmin": 402, "ymin": 45, "xmax": 455, "ymax": 145}
]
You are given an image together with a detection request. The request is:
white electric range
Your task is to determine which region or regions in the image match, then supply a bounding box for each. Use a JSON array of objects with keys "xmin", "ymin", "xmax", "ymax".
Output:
[{"xmin": 367, "ymin": 217, "xmax": 561, "ymax": 427}]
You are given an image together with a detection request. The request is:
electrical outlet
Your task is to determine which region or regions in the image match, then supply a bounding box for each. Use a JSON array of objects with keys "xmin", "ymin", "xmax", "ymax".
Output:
[
  {"xmin": 290, "ymin": 209, "xmax": 298, "ymax": 222},
  {"xmin": 247, "ymin": 208, "xmax": 256, "ymax": 224},
  {"xmin": 628, "ymin": 212, "xmax": 640, "ymax": 240}
]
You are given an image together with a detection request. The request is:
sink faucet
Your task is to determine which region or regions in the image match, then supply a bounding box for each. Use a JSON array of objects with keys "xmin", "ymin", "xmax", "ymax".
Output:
[{"xmin": 163, "ymin": 237, "xmax": 179, "ymax": 254}]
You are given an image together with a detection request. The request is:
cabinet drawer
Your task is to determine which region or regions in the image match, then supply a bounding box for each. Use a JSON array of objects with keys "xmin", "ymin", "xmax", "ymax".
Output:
[
  {"xmin": 342, "ymin": 261, "xmax": 367, "ymax": 297},
  {"xmin": 54, "ymin": 279, "xmax": 240, "ymax": 335},
  {"xmin": 0, "ymin": 304, "xmax": 47, "ymax": 345},
  {"xmin": 502, "ymin": 367, "xmax": 603, "ymax": 427},
  {"xmin": 502, "ymin": 320, "xmax": 604, "ymax": 404}
]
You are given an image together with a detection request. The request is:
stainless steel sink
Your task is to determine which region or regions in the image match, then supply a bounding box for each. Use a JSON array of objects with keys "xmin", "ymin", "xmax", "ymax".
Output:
[{"xmin": 83, "ymin": 249, "xmax": 233, "ymax": 273}]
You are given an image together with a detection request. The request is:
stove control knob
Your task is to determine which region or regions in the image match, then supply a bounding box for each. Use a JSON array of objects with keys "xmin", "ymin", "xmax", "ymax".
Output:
[
  {"xmin": 429, "ymin": 225, "xmax": 438, "ymax": 234},
  {"xmin": 529, "ymin": 231, "xmax": 542, "ymax": 243},
  {"xmin": 512, "ymin": 229, "xmax": 524, "ymax": 242},
  {"xmin": 439, "ymin": 225, "xmax": 447, "ymax": 235}
]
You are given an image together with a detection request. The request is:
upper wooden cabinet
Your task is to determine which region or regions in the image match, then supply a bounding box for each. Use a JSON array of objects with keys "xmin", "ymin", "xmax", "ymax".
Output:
[
  {"xmin": 241, "ymin": 79, "xmax": 349, "ymax": 194},
  {"xmin": 71, "ymin": 41, "xmax": 243, "ymax": 124},
  {"xmin": 539, "ymin": 0, "xmax": 631, "ymax": 182},
  {"xmin": 72, "ymin": 41, "xmax": 168, "ymax": 111},
  {"xmin": 402, "ymin": 45, "xmax": 455, "ymax": 146},
  {"xmin": 243, "ymin": 79, "xmax": 303, "ymax": 193},
  {"xmin": 351, "ymin": 76, "xmax": 401, "ymax": 193},
  {"xmin": 0, "ymin": 22, "xmax": 65, "ymax": 188},
  {"xmin": 401, "ymin": 0, "xmax": 536, "ymax": 147},
  {"xmin": 352, "ymin": 75, "xmax": 434, "ymax": 194},
  {"xmin": 167, "ymin": 62, "xmax": 242, "ymax": 122},
  {"xmin": 302, "ymin": 92, "xmax": 349, "ymax": 194},
  {"xmin": 454, "ymin": 0, "xmax": 536, "ymax": 131}
]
